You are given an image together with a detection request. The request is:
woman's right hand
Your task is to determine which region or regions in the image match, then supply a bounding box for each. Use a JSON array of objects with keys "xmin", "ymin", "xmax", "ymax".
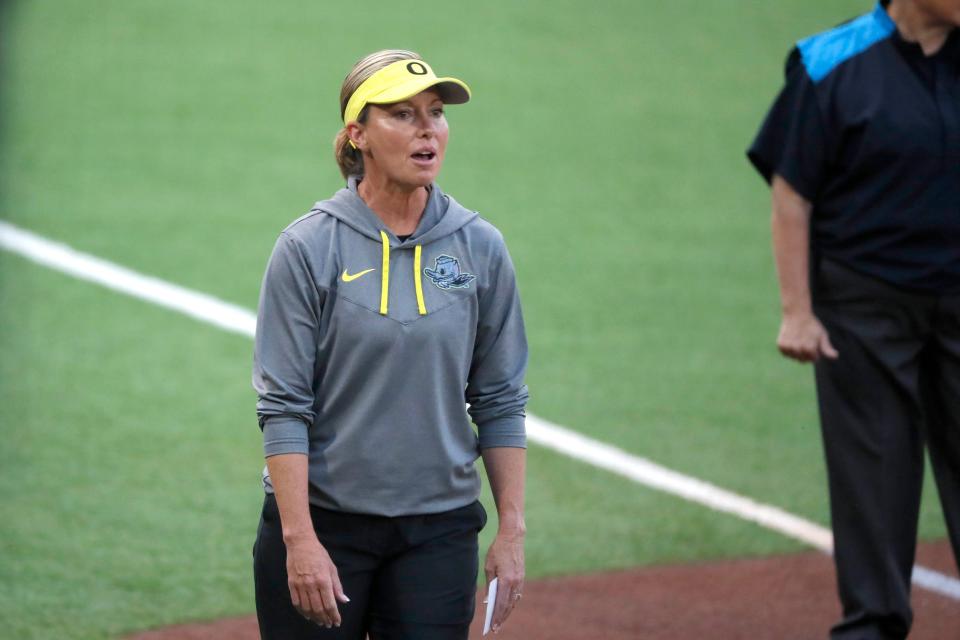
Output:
[
  {"xmin": 284, "ymin": 534, "xmax": 350, "ymax": 628},
  {"xmin": 777, "ymin": 311, "xmax": 839, "ymax": 363}
]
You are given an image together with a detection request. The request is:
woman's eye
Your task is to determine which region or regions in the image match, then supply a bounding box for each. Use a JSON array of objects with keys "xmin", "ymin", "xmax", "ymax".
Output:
[
  {"xmin": 394, "ymin": 110, "xmax": 412, "ymax": 120},
  {"xmin": 432, "ymin": 108, "xmax": 445, "ymax": 117}
]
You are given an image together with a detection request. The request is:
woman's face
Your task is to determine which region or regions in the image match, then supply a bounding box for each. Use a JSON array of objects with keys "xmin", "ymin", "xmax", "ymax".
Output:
[{"xmin": 353, "ymin": 89, "xmax": 449, "ymax": 189}]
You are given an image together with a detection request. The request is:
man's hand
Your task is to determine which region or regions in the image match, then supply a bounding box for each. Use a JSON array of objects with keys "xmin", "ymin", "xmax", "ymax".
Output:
[{"xmin": 777, "ymin": 311, "xmax": 839, "ymax": 362}]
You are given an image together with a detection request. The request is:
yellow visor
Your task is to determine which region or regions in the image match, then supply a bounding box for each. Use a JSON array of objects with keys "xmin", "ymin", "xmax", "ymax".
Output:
[{"xmin": 342, "ymin": 59, "xmax": 471, "ymax": 125}]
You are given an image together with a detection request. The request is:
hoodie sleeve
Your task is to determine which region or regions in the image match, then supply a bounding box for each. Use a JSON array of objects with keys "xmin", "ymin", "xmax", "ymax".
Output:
[
  {"xmin": 466, "ymin": 233, "xmax": 529, "ymax": 449},
  {"xmin": 252, "ymin": 232, "xmax": 323, "ymax": 457}
]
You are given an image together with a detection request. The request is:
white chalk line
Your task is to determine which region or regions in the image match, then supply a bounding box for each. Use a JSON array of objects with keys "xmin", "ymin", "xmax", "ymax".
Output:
[{"xmin": 2, "ymin": 219, "xmax": 958, "ymax": 600}]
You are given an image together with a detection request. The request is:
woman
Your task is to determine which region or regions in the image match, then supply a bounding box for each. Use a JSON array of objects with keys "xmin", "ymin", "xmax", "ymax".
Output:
[
  {"xmin": 252, "ymin": 50, "xmax": 529, "ymax": 639},
  {"xmin": 748, "ymin": 1, "xmax": 959, "ymax": 638}
]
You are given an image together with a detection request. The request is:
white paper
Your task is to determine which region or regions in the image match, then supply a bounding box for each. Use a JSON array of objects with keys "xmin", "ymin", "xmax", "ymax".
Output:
[{"xmin": 482, "ymin": 577, "xmax": 498, "ymax": 635}]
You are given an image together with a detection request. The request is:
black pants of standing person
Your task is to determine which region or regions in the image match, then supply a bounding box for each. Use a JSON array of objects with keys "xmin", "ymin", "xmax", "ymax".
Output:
[
  {"xmin": 254, "ymin": 493, "xmax": 486, "ymax": 640},
  {"xmin": 812, "ymin": 259, "xmax": 960, "ymax": 640}
]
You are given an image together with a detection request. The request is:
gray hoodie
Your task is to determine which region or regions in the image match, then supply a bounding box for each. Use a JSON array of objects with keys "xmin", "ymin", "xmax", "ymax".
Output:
[{"xmin": 253, "ymin": 177, "xmax": 528, "ymax": 516}]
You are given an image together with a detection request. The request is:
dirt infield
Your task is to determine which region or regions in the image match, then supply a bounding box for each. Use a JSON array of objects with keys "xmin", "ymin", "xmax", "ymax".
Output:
[{"xmin": 127, "ymin": 540, "xmax": 957, "ymax": 640}]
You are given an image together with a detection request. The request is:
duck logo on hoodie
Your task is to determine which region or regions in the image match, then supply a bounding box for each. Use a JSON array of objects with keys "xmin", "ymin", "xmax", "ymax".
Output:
[{"xmin": 424, "ymin": 255, "xmax": 476, "ymax": 290}]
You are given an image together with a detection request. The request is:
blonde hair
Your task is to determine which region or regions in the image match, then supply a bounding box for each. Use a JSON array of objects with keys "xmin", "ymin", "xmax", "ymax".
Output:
[{"xmin": 334, "ymin": 49, "xmax": 422, "ymax": 179}]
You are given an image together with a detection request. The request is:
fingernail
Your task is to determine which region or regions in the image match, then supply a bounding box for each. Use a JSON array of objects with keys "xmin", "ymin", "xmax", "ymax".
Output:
[{"xmin": 344, "ymin": 596, "xmax": 351, "ymax": 602}]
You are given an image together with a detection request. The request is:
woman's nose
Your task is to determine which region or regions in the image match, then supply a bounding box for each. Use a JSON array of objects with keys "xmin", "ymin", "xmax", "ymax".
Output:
[
  {"xmin": 418, "ymin": 121, "xmax": 436, "ymax": 137},
  {"xmin": 417, "ymin": 112, "xmax": 439, "ymax": 136}
]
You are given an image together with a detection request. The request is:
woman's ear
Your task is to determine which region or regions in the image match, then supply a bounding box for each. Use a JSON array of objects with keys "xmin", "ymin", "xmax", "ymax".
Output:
[{"xmin": 346, "ymin": 121, "xmax": 365, "ymax": 151}]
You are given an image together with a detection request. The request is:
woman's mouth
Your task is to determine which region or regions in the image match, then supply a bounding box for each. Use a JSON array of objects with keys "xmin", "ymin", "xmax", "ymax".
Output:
[{"xmin": 411, "ymin": 151, "xmax": 436, "ymax": 165}]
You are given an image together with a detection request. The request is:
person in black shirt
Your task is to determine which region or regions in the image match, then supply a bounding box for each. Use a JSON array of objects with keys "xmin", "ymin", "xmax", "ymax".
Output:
[{"xmin": 748, "ymin": 1, "xmax": 960, "ymax": 638}]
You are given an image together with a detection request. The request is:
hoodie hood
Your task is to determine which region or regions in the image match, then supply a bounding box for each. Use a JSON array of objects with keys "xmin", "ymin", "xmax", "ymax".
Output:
[
  {"xmin": 307, "ymin": 178, "xmax": 479, "ymax": 317},
  {"xmin": 313, "ymin": 176, "xmax": 478, "ymax": 247}
]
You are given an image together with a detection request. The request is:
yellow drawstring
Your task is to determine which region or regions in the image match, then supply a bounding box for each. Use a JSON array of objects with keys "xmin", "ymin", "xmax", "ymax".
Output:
[
  {"xmin": 379, "ymin": 231, "xmax": 390, "ymax": 315},
  {"xmin": 378, "ymin": 232, "xmax": 427, "ymax": 317},
  {"xmin": 414, "ymin": 245, "xmax": 427, "ymax": 315}
]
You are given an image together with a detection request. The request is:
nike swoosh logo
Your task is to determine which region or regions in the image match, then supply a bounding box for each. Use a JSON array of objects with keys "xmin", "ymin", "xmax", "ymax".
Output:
[{"xmin": 341, "ymin": 268, "xmax": 375, "ymax": 282}]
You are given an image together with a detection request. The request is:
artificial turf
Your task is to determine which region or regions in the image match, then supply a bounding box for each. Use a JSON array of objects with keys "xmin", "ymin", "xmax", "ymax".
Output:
[{"xmin": 0, "ymin": 1, "xmax": 949, "ymax": 637}]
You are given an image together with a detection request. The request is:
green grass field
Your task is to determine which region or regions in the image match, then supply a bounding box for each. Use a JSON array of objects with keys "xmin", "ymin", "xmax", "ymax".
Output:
[{"xmin": 0, "ymin": 1, "xmax": 950, "ymax": 638}]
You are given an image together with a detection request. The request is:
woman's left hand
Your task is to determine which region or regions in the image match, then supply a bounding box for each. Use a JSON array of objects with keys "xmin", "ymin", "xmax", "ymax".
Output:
[{"xmin": 484, "ymin": 531, "xmax": 525, "ymax": 633}]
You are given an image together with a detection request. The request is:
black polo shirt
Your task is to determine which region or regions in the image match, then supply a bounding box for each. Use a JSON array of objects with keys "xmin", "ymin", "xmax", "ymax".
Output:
[{"xmin": 748, "ymin": 1, "xmax": 960, "ymax": 293}]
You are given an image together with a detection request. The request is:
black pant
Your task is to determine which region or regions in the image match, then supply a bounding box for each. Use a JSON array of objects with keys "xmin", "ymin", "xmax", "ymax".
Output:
[
  {"xmin": 253, "ymin": 494, "xmax": 486, "ymax": 640},
  {"xmin": 812, "ymin": 259, "xmax": 960, "ymax": 640}
]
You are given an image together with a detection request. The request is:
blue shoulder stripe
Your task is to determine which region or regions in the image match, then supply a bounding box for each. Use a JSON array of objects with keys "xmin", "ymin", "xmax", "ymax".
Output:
[{"xmin": 797, "ymin": 2, "xmax": 895, "ymax": 83}]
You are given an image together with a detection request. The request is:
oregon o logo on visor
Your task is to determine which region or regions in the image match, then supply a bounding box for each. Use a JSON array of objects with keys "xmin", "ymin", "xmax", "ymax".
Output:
[{"xmin": 406, "ymin": 62, "xmax": 428, "ymax": 75}]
